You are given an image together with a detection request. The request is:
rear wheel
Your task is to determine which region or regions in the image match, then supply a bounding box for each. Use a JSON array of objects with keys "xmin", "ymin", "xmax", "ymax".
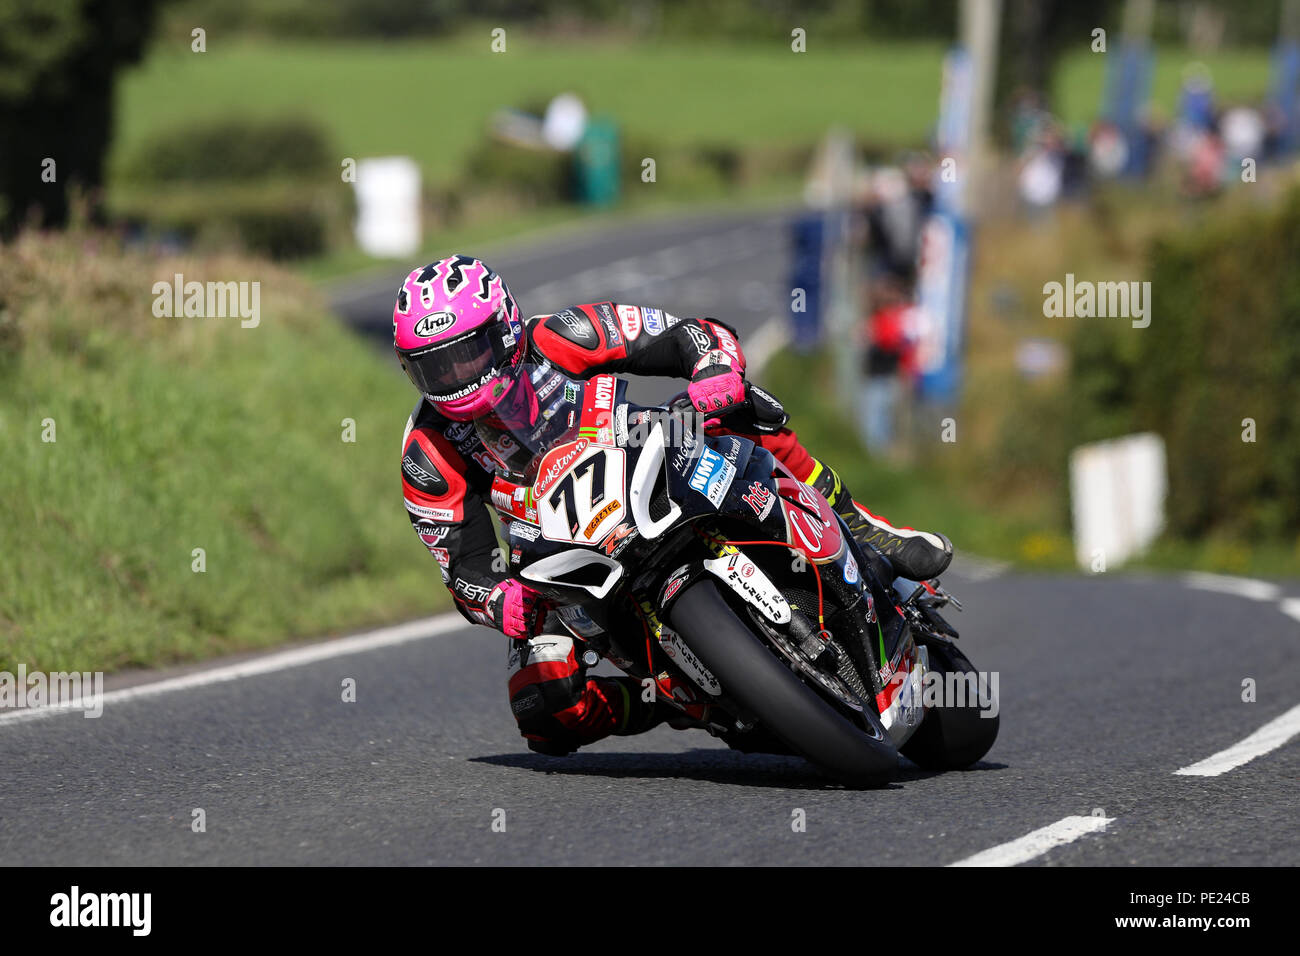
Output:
[{"xmin": 669, "ymin": 580, "xmax": 898, "ymax": 787}]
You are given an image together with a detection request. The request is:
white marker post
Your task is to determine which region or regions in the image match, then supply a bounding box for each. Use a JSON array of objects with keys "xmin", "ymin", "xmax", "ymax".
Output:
[
  {"xmin": 354, "ymin": 156, "xmax": 422, "ymax": 259},
  {"xmin": 1069, "ymin": 432, "xmax": 1167, "ymax": 570}
]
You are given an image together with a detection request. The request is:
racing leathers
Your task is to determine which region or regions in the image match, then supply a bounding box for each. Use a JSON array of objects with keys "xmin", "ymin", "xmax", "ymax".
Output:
[{"xmin": 400, "ymin": 302, "xmax": 949, "ymax": 755}]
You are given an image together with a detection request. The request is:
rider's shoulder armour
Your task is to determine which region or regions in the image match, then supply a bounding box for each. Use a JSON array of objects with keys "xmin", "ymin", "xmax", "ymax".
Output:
[{"xmin": 531, "ymin": 304, "xmax": 627, "ymax": 376}]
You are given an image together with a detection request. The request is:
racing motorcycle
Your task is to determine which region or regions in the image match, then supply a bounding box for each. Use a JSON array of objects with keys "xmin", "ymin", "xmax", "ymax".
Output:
[{"xmin": 480, "ymin": 363, "xmax": 999, "ymax": 787}]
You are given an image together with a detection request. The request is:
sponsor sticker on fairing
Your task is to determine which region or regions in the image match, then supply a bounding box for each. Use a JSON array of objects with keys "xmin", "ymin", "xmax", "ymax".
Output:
[
  {"xmin": 658, "ymin": 627, "xmax": 721, "ymax": 695},
  {"xmin": 659, "ymin": 564, "xmax": 693, "ymax": 607},
  {"xmin": 533, "ymin": 439, "xmax": 591, "ymax": 498},
  {"xmin": 509, "ymin": 520, "xmax": 541, "ymax": 541},
  {"xmin": 741, "ymin": 481, "xmax": 776, "ymax": 520},
  {"xmin": 583, "ymin": 499, "xmax": 621, "ymax": 540},
  {"xmin": 703, "ymin": 551, "xmax": 791, "ymax": 624},
  {"xmin": 688, "ymin": 446, "xmax": 736, "ymax": 507},
  {"xmin": 592, "ymin": 375, "xmax": 615, "ymax": 411},
  {"xmin": 598, "ymin": 521, "xmax": 636, "ymax": 557},
  {"xmin": 614, "ymin": 404, "xmax": 629, "ymax": 445}
]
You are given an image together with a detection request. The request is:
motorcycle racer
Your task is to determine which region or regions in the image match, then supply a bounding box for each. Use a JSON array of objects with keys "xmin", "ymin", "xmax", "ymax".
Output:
[{"xmin": 396, "ymin": 255, "xmax": 952, "ymax": 755}]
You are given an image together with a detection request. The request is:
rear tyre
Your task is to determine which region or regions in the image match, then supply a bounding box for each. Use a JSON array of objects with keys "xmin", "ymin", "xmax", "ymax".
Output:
[
  {"xmin": 901, "ymin": 639, "xmax": 999, "ymax": 770},
  {"xmin": 669, "ymin": 580, "xmax": 898, "ymax": 787}
]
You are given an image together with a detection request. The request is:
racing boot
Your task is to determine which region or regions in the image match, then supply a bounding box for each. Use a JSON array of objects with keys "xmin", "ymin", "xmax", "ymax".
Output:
[
  {"xmin": 806, "ymin": 459, "xmax": 952, "ymax": 581},
  {"xmin": 606, "ymin": 676, "xmax": 682, "ymax": 737},
  {"xmin": 524, "ymin": 675, "xmax": 668, "ymax": 757}
]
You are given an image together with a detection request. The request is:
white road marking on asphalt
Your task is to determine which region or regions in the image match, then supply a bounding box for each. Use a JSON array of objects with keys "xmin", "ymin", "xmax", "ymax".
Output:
[
  {"xmin": 1182, "ymin": 572, "xmax": 1281, "ymax": 602},
  {"xmin": 1280, "ymin": 597, "xmax": 1300, "ymax": 623},
  {"xmin": 947, "ymin": 815, "xmax": 1115, "ymax": 867},
  {"xmin": 949, "ymin": 554, "xmax": 1010, "ymax": 581},
  {"xmin": 1173, "ymin": 702, "xmax": 1300, "ymax": 777},
  {"xmin": 0, "ymin": 613, "xmax": 468, "ymax": 727},
  {"xmin": 744, "ymin": 317, "xmax": 791, "ymax": 375}
]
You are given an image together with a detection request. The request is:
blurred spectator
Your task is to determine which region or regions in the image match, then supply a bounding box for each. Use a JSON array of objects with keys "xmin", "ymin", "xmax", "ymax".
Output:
[
  {"xmin": 1176, "ymin": 62, "xmax": 1216, "ymax": 132},
  {"xmin": 1008, "ymin": 87, "xmax": 1052, "ymax": 153},
  {"xmin": 1088, "ymin": 119, "xmax": 1130, "ymax": 177},
  {"xmin": 1060, "ymin": 126, "xmax": 1090, "ymax": 198},
  {"xmin": 1220, "ymin": 105, "xmax": 1265, "ymax": 166},
  {"xmin": 1183, "ymin": 121, "xmax": 1225, "ymax": 197},
  {"xmin": 857, "ymin": 274, "xmax": 917, "ymax": 454},
  {"xmin": 861, "ymin": 157, "xmax": 934, "ymax": 283},
  {"xmin": 1017, "ymin": 128, "xmax": 1065, "ymax": 210}
]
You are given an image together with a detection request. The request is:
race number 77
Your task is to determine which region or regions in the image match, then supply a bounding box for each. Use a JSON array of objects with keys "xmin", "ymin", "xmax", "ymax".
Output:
[{"xmin": 549, "ymin": 454, "xmax": 607, "ymax": 538}]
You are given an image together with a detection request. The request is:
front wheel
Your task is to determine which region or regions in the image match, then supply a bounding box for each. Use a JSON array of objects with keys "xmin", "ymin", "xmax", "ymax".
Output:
[
  {"xmin": 901, "ymin": 639, "xmax": 999, "ymax": 770},
  {"xmin": 669, "ymin": 580, "xmax": 898, "ymax": 787}
]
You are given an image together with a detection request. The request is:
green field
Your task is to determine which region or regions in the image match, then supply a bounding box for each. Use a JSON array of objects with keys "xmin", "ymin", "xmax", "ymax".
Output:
[
  {"xmin": 112, "ymin": 35, "xmax": 1275, "ymax": 192},
  {"xmin": 109, "ymin": 35, "xmax": 948, "ymax": 188},
  {"xmin": 1054, "ymin": 45, "xmax": 1276, "ymax": 129}
]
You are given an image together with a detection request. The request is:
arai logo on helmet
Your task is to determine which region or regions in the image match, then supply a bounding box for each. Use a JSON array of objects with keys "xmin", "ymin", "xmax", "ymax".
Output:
[{"xmin": 413, "ymin": 311, "xmax": 456, "ymax": 339}]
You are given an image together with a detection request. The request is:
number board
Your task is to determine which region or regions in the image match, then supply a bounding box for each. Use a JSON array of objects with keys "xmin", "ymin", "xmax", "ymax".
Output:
[{"xmin": 534, "ymin": 441, "xmax": 627, "ymax": 544}]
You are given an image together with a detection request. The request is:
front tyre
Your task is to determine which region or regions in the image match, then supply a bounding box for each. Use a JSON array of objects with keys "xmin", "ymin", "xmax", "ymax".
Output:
[
  {"xmin": 669, "ymin": 580, "xmax": 898, "ymax": 788},
  {"xmin": 901, "ymin": 639, "xmax": 999, "ymax": 770}
]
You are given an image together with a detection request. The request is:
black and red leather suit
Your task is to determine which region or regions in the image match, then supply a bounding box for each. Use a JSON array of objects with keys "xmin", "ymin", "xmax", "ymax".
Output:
[{"xmin": 400, "ymin": 302, "xmax": 826, "ymax": 754}]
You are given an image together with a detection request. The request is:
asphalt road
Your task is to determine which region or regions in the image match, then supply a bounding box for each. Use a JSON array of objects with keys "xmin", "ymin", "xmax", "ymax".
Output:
[
  {"xmin": 3, "ymin": 210, "xmax": 1297, "ymax": 866},
  {"xmin": 328, "ymin": 205, "xmax": 798, "ymax": 406}
]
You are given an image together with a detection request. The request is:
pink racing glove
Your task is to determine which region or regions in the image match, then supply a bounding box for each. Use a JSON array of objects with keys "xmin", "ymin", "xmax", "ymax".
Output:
[
  {"xmin": 688, "ymin": 363, "xmax": 746, "ymax": 414},
  {"xmin": 488, "ymin": 579, "xmax": 546, "ymax": 639}
]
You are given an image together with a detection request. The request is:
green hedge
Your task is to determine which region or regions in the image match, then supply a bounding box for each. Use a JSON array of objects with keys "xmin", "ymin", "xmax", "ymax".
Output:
[
  {"xmin": 1070, "ymin": 185, "xmax": 1300, "ymax": 539},
  {"xmin": 121, "ymin": 115, "xmax": 334, "ymax": 184},
  {"xmin": 111, "ymin": 179, "xmax": 351, "ymax": 260},
  {"xmin": 113, "ymin": 115, "xmax": 345, "ymax": 259}
]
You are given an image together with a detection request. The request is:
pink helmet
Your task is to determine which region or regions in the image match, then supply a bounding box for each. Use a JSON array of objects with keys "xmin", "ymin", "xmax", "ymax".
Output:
[{"xmin": 393, "ymin": 256, "xmax": 526, "ymax": 421}]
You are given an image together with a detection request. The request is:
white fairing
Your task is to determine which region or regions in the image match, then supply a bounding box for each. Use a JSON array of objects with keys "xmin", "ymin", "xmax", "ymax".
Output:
[
  {"xmin": 703, "ymin": 551, "xmax": 792, "ymax": 624},
  {"xmin": 520, "ymin": 549, "xmax": 624, "ymax": 599},
  {"xmin": 629, "ymin": 421, "xmax": 682, "ymax": 540},
  {"xmin": 878, "ymin": 644, "xmax": 928, "ymax": 747}
]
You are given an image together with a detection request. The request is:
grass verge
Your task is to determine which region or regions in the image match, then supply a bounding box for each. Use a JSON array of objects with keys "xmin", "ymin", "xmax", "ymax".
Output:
[{"xmin": 0, "ymin": 232, "xmax": 445, "ymax": 674}]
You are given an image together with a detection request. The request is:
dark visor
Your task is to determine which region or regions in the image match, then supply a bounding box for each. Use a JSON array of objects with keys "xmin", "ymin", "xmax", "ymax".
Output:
[{"xmin": 401, "ymin": 320, "xmax": 509, "ymax": 400}]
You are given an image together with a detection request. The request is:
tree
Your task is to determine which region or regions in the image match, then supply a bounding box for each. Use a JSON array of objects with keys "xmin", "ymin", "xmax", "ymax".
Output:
[{"xmin": 0, "ymin": 0, "xmax": 160, "ymax": 234}]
